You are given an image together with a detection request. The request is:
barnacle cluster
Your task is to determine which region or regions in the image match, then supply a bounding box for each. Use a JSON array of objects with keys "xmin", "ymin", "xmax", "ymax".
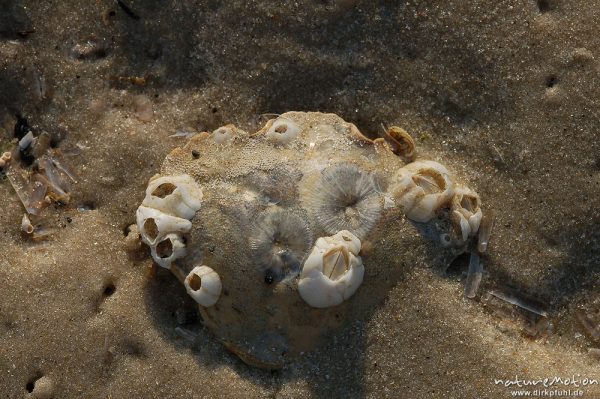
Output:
[
  {"xmin": 136, "ymin": 174, "xmax": 202, "ymax": 268},
  {"xmin": 135, "ymin": 112, "xmax": 487, "ymax": 369}
]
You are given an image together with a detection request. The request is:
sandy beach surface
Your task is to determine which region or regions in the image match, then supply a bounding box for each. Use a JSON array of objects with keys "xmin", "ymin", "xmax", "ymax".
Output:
[{"xmin": 1, "ymin": 1, "xmax": 600, "ymax": 398}]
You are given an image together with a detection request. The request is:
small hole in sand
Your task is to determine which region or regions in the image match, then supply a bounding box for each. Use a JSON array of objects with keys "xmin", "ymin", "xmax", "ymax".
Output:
[
  {"xmin": 144, "ymin": 218, "xmax": 158, "ymax": 240},
  {"xmin": 191, "ymin": 150, "xmax": 200, "ymax": 159},
  {"xmin": 274, "ymin": 124, "xmax": 288, "ymax": 134},
  {"xmin": 103, "ymin": 283, "xmax": 116, "ymax": 297},
  {"xmin": 151, "ymin": 183, "xmax": 176, "ymax": 198},
  {"xmin": 546, "ymin": 75, "xmax": 558, "ymax": 88},
  {"xmin": 156, "ymin": 238, "xmax": 173, "ymax": 258},
  {"xmin": 26, "ymin": 380, "xmax": 34, "ymax": 393},
  {"xmin": 189, "ymin": 273, "xmax": 202, "ymax": 290}
]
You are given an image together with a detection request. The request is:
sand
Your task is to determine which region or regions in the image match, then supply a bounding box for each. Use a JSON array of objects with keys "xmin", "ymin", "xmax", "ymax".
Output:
[{"xmin": 1, "ymin": 0, "xmax": 600, "ymax": 398}]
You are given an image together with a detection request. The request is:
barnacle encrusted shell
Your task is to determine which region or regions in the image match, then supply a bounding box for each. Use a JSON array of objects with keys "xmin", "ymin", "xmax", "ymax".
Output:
[{"xmin": 139, "ymin": 112, "xmax": 482, "ymax": 369}]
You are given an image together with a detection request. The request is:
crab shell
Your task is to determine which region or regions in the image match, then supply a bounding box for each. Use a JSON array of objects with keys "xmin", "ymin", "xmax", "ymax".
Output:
[{"xmin": 146, "ymin": 112, "xmax": 470, "ymax": 369}]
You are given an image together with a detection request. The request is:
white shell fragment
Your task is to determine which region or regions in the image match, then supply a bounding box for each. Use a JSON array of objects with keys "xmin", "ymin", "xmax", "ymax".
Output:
[
  {"xmin": 135, "ymin": 174, "xmax": 202, "ymax": 268},
  {"xmin": 185, "ymin": 265, "xmax": 222, "ymax": 307},
  {"xmin": 390, "ymin": 160, "xmax": 455, "ymax": 223},
  {"xmin": 298, "ymin": 230, "xmax": 364, "ymax": 308},
  {"xmin": 265, "ymin": 117, "xmax": 301, "ymax": 145}
]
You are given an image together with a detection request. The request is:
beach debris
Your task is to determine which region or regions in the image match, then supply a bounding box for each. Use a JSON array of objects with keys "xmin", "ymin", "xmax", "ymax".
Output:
[
  {"xmin": 133, "ymin": 94, "xmax": 153, "ymax": 122},
  {"xmin": 489, "ymin": 287, "xmax": 548, "ymax": 317},
  {"xmin": 38, "ymin": 156, "xmax": 72, "ymax": 203},
  {"xmin": 464, "ymin": 252, "xmax": 483, "ymax": 298},
  {"xmin": 477, "ymin": 210, "xmax": 495, "ymax": 253},
  {"xmin": 21, "ymin": 213, "xmax": 34, "ymax": 234},
  {"xmin": 70, "ymin": 35, "xmax": 108, "ymax": 60},
  {"xmin": 31, "ymin": 227, "xmax": 54, "ymax": 242},
  {"xmin": 32, "ymin": 132, "xmax": 51, "ymax": 158},
  {"xmin": 482, "ymin": 289, "xmax": 552, "ymax": 338}
]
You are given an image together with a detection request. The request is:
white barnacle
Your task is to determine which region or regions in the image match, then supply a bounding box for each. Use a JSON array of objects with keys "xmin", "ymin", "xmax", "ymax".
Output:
[
  {"xmin": 141, "ymin": 174, "xmax": 203, "ymax": 220},
  {"xmin": 451, "ymin": 185, "xmax": 483, "ymax": 242},
  {"xmin": 390, "ymin": 160, "xmax": 454, "ymax": 223},
  {"xmin": 298, "ymin": 230, "xmax": 364, "ymax": 308},
  {"xmin": 265, "ymin": 117, "xmax": 301, "ymax": 145},
  {"xmin": 136, "ymin": 205, "xmax": 192, "ymax": 247},
  {"xmin": 212, "ymin": 124, "xmax": 237, "ymax": 145},
  {"xmin": 185, "ymin": 265, "xmax": 222, "ymax": 307},
  {"xmin": 150, "ymin": 233, "xmax": 187, "ymax": 268}
]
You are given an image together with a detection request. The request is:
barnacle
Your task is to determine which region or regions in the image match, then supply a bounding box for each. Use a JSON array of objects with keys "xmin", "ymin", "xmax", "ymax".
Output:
[
  {"xmin": 264, "ymin": 117, "xmax": 301, "ymax": 145},
  {"xmin": 136, "ymin": 174, "xmax": 202, "ymax": 268},
  {"xmin": 212, "ymin": 124, "xmax": 243, "ymax": 145},
  {"xmin": 390, "ymin": 160, "xmax": 454, "ymax": 223},
  {"xmin": 150, "ymin": 233, "xmax": 187, "ymax": 268},
  {"xmin": 451, "ymin": 185, "xmax": 483, "ymax": 242},
  {"xmin": 249, "ymin": 208, "xmax": 313, "ymax": 283},
  {"xmin": 308, "ymin": 163, "xmax": 383, "ymax": 238},
  {"xmin": 298, "ymin": 230, "xmax": 364, "ymax": 308},
  {"xmin": 185, "ymin": 265, "xmax": 222, "ymax": 307},
  {"xmin": 142, "ymin": 174, "xmax": 203, "ymax": 220}
]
